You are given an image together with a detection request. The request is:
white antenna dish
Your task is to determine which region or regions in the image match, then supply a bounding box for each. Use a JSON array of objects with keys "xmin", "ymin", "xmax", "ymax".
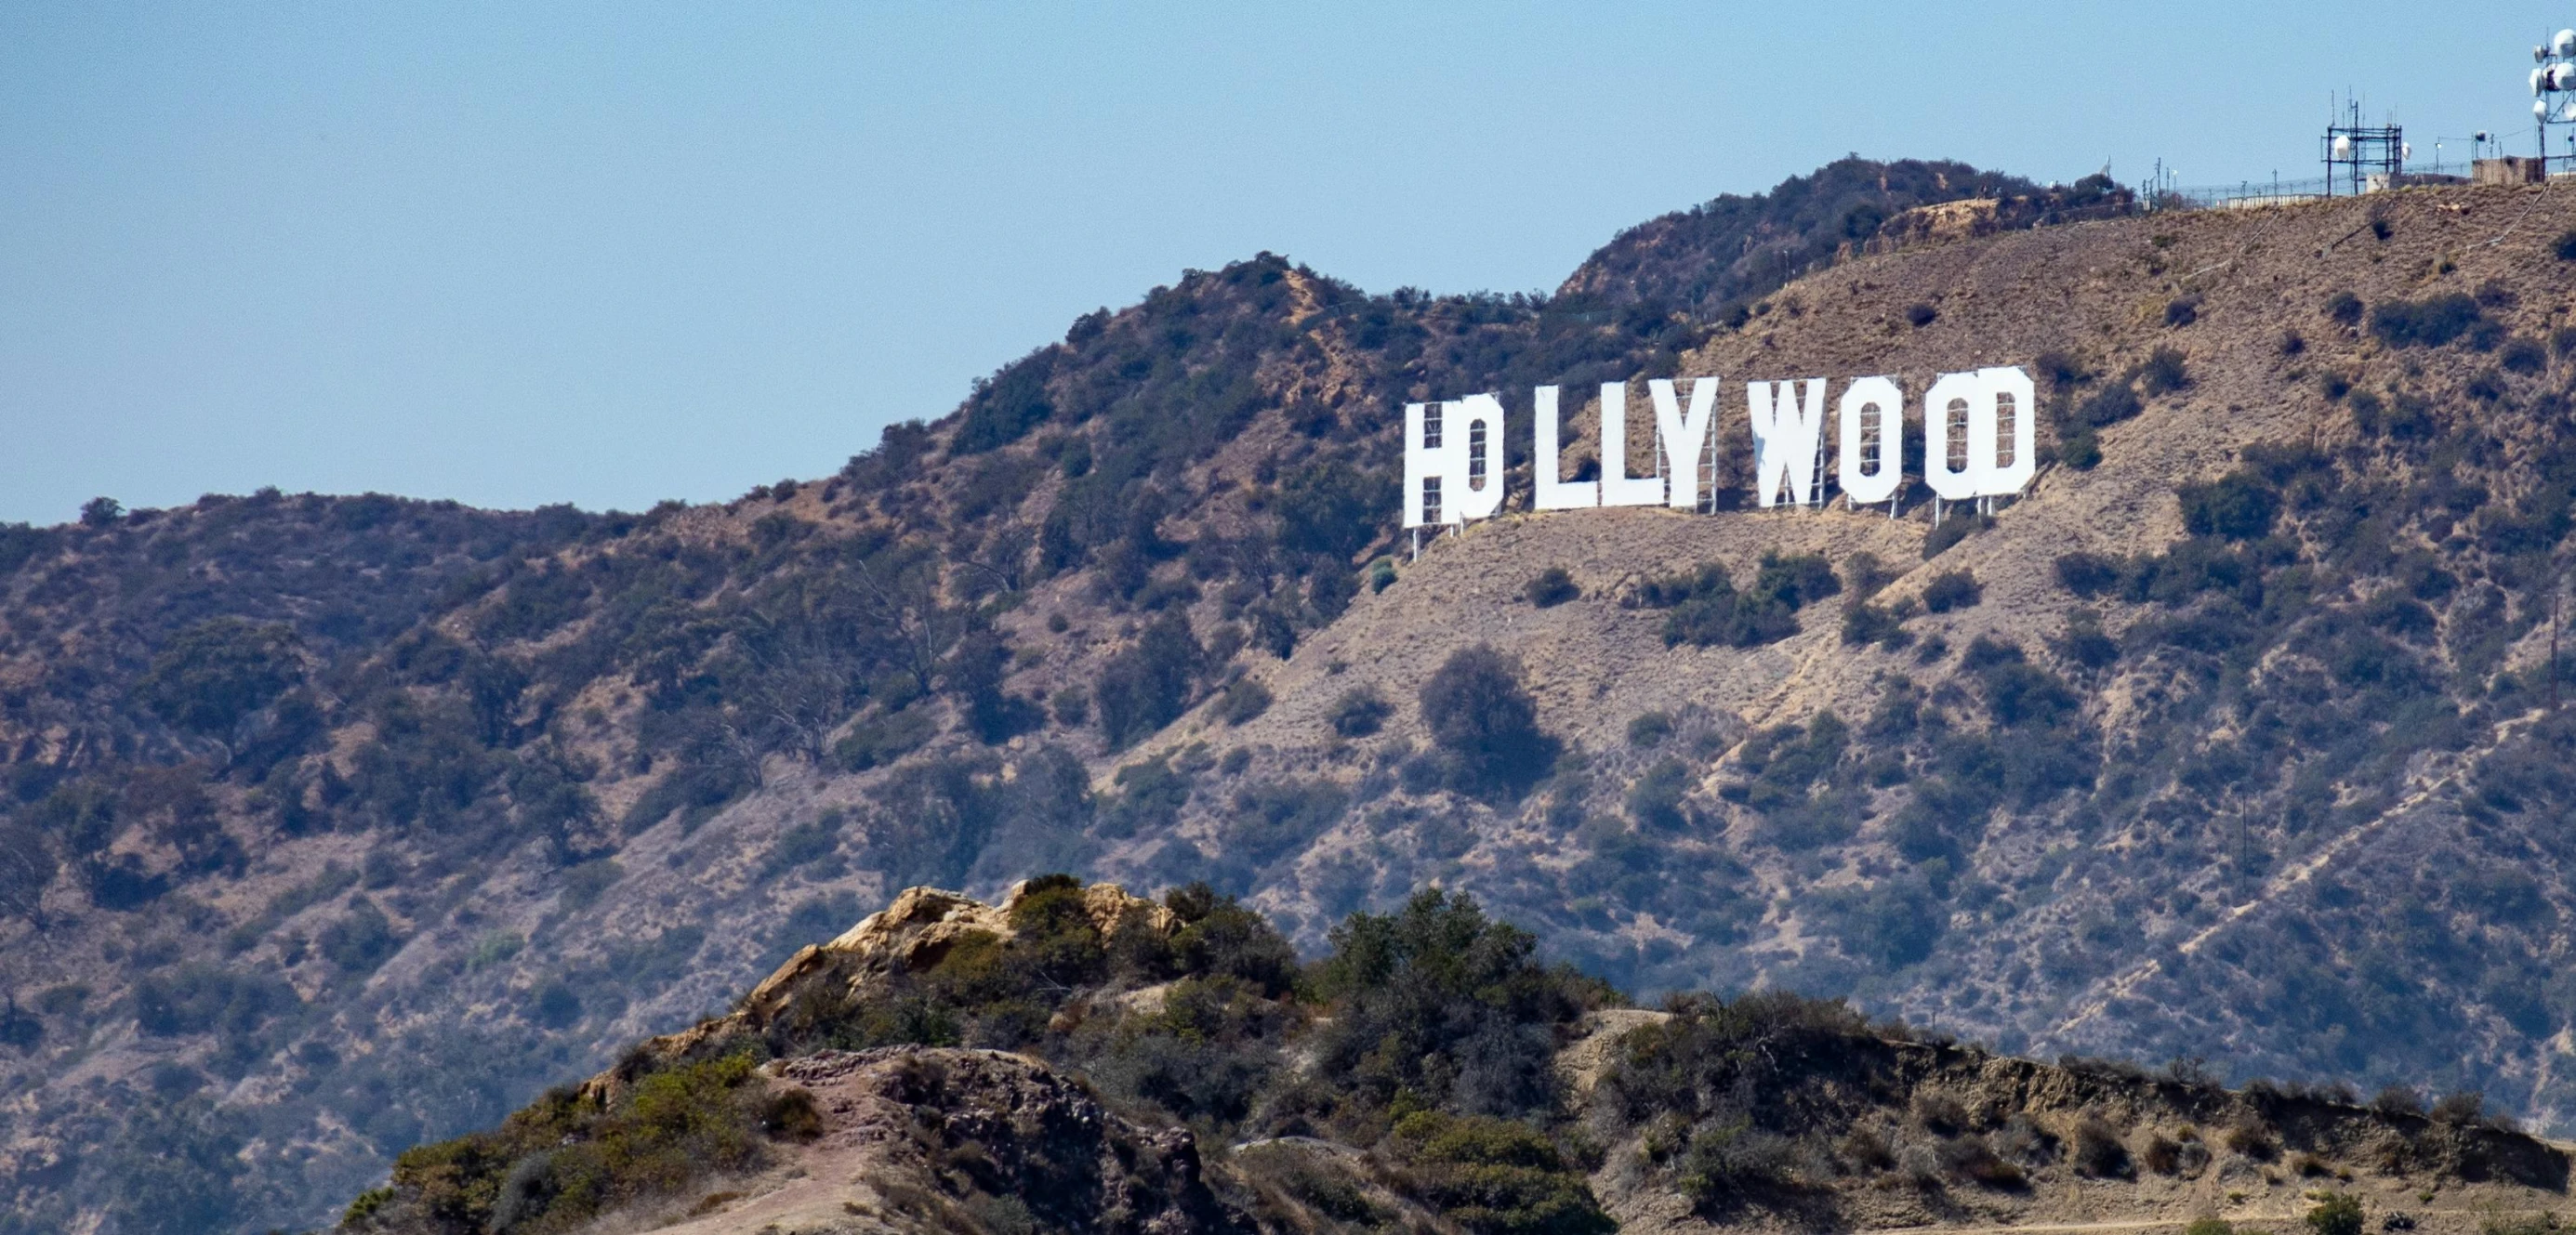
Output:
[
  {"xmin": 2332, "ymin": 134, "xmax": 2355, "ymax": 157},
  {"xmin": 2556, "ymin": 28, "xmax": 2576, "ymax": 56},
  {"xmin": 2402, "ymin": 142, "xmax": 2413, "ymax": 161},
  {"xmin": 2536, "ymin": 66, "xmax": 2550, "ymax": 96}
]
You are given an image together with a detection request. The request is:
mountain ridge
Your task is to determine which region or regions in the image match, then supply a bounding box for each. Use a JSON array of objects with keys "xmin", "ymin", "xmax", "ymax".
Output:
[{"xmin": 7, "ymin": 159, "xmax": 2576, "ymax": 1233}]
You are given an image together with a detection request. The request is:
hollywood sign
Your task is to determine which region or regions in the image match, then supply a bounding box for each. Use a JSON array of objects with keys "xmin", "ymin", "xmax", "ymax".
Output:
[{"xmin": 1401, "ymin": 367, "xmax": 2037, "ymax": 528}]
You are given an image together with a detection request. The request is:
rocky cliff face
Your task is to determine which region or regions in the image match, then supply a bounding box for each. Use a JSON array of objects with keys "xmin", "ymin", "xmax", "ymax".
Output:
[{"xmin": 13, "ymin": 168, "xmax": 2576, "ymax": 1233}]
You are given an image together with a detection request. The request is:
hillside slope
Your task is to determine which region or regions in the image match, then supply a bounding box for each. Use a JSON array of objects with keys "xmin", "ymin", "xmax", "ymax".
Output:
[
  {"xmin": 340, "ymin": 879, "xmax": 2574, "ymax": 1235},
  {"xmin": 12, "ymin": 165, "xmax": 2576, "ymax": 1232}
]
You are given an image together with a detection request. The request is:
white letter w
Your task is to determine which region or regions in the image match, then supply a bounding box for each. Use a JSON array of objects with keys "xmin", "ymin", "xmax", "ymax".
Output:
[{"xmin": 1748, "ymin": 379, "xmax": 1828, "ymax": 508}]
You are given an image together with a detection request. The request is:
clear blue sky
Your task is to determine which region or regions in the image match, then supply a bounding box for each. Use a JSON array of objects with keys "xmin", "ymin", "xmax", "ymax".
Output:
[{"xmin": 0, "ymin": 3, "xmax": 2555, "ymax": 525}]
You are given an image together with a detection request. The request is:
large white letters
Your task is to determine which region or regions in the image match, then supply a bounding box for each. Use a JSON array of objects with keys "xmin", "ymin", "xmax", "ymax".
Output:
[
  {"xmin": 1598, "ymin": 382, "xmax": 1666, "ymax": 507},
  {"xmin": 1447, "ymin": 393, "xmax": 1508, "ymax": 521},
  {"xmin": 1649, "ymin": 378, "xmax": 1720, "ymax": 510},
  {"xmin": 1402, "ymin": 365, "xmax": 2039, "ymax": 528},
  {"xmin": 1533, "ymin": 385, "xmax": 1598, "ymax": 511},
  {"xmin": 1922, "ymin": 366, "xmax": 2035, "ymax": 501},
  {"xmin": 1403, "ymin": 395, "xmax": 1508, "ymax": 528},
  {"xmin": 1748, "ymin": 378, "xmax": 1829, "ymax": 508},
  {"xmin": 1402, "ymin": 401, "xmax": 1441, "ymax": 528},
  {"xmin": 1837, "ymin": 375, "xmax": 1905, "ymax": 505}
]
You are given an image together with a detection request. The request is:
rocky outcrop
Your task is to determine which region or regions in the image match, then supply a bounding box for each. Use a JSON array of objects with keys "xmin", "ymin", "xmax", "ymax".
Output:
[
  {"xmin": 588, "ymin": 880, "xmax": 1169, "ymax": 1103},
  {"xmin": 622, "ymin": 1047, "xmax": 1250, "ymax": 1235}
]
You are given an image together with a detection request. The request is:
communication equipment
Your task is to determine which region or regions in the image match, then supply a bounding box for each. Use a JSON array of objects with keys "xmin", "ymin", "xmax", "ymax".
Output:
[
  {"xmin": 2322, "ymin": 94, "xmax": 2403, "ymax": 196},
  {"xmin": 2529, "ymin": 31, "xmax": 2576, "ymax": 165}
]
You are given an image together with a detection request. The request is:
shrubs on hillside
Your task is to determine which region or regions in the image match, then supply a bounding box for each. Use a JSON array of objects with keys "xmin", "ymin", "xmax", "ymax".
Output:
[
  {"xmin": 376, "ymin": 1051, "xmax": 781, "ymax": 1233},
  {"xmin": 1723, "ymin": 714, "xmax": 1864, "ymax": 850},
  {"xmin": 139, "ymin": 618, "xmax": 304, "ymax": 737},
  {"xmin": 1525, "ymin": 566, "xmax": 1579, "ymax": 608},
  {"xmin": 1314, "ymin": 888, "xmax": 1612, "ymax": 1118},
  {"xmin": 1328, "ymin": 687, "xmax": 1391, "ymax": 738},
  {"xmin": 2370, "ymin": 294, "xmax": 2497, "ymax": 350},
  {"xmin": 366, "ymin": 879, "xmax": 1628, "ymax": 1233},
  {"xmin": 2179, "ymin": 473, "xmax": 2281, "ymax": 541},
  {"xmin": 1922, "ymin": 570, "xmax": 1982, "ymax": 613},
  {"xmin": 1637, "ymin": 553, "xmax": 1837, "ymax": 649}
]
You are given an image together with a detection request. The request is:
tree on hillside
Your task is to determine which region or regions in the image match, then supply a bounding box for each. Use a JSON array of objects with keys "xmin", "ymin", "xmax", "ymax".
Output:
[
  {"xmin": 1096, "ymin": 611, "xmax": 1207, "ymax": 749},
  {"xmin": 137, "ymin": 618, "xmax": 302, "ymax": 739},
  {"xmin": 1419, "ymin": 644, "xmax": 1557, "ymax": 798}
]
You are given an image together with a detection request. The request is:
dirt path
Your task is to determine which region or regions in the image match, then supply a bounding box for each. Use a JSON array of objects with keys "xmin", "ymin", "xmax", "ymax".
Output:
[{"xmin": 2050, "ymin": 707, "xmax": 2547, "ymax": 1040}]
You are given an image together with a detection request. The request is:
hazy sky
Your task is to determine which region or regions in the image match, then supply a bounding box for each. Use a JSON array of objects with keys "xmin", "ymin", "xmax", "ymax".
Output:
[{"xmin": 0, "ymin": 3, "xmax": 2557, "ymax": 525}]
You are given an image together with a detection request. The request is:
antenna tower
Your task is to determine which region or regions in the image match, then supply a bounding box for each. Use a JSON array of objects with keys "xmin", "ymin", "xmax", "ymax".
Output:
[{"xmin": 2321, "ymin": 94, "xmax": 2403, "ymax": 197}]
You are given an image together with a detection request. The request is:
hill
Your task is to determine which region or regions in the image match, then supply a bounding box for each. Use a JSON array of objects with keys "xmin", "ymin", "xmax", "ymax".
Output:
[
  {"xmin": 339, "ymin": 877, "xmax": 2572, "ymax": 1235},
  {"xmin": 1557, "ymin": 155, "xmax": 2131, "ymax": 323},
  {"xmin": 10, "ymin": 160, "xmax": 2576, "ymax": 1232}
]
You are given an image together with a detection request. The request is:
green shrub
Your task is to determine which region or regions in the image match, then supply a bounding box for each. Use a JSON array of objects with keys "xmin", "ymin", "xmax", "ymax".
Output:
[
  {"xmin": 2060, "ymin": 423, "xmax": 2103, "ymax": 468},
  {"xmin": 389, "ymin": 1051, "xmax": 779, "ymax": 1232},
  {"xmin": 558, "ymin": 860, "xmax": 622, "ymax": 912},
  {"xmin": 1314, "ymin": 888, "xmax": 1609, "ymax": 1117},
  {"xmin": 760, "ymin": 815, "xmax": 843, "ymax": 878},
  {"xmin": 1627, "ymin": 758, "xmax": 1693, "ymax": 831},
  {"xmin": 2033, "ymin": 349, "xmax": 2088, "ymax": 388},
  {"xmin": 1096, "ymin": 611, "xmax": 1206, "ymax": 748},
  {"xmin": 1923, "ymin": 513, "xmax": 1991, "ymax": 558},
  {"xmin": 1216, "ymin": 677, "xmax": 1273, "ymax": 726},
  {"xmin": 2138, "ymin": 347, "xmax": 2190, "ymax": 394},
  {"xmin": 2054, "ymin": 552, "xmax": 2120, "ymax": 596},
  {"xmin": 2070, "ymin": 1117, "xmax": 2131, "ymax": 1176},
  {"xmin": 1627, "ymin": 711, "xmax": 1674, "ymax": 747},
  {"xmin": 953, "ymin": 348, "xmax": 1058, "ymax": 453},
  {"xmin": 1049, "ymin": 686, "xmax": 1089, "ymax": 726},
  {"xmin": 138, "ymin": 618, "xmax": 302, "ymax": 735},
  {"xmin": 2371, "ymin": 295, "xmax": 2489, "ymax": 349},
  {"xmin": 834, "ymin": 705, "xmax": 935, "ymax": 771},
  {"xmin": 1525, "ymin": 566, "xmax": 1579, "ymax": 608},
  {"xmin": 2180, "ymin": 473, "xmax": 2280, "ymax": 540},
  {"xmin": 1097, "ymin": 756, "xmax": 1191, "ymax": 839},
  {"xmin": 1641, "ymin": 557, "xmax": 1830, "ymax": 649},
  {"xmin": 1922, "ymin": 571, "xmax": 1981, "ymax": 613},
  {"xmin": 1221, "ymin": 778, "xmax": 1348, "ymax": 866},
  {"xmin": 2076, "ymin": 382, "xmax": 2142, "ymax": 427},
  {"xmin": 2186, "ymin": 1218, "xmax": 2236, "ymax": 1235},
  {"xmin": 1390, "ymin": 1110, "xmax": 1616, "ymax": 1235},
  {"xmin": 318, "ymin": 899, "xmax": 401, "ymax": 975},
  {"xmin": 1328, "ymin": 687, "xmax": 1391, "ymax": 738},
  {"xmin": 2055, "ymin": 622, "xmax": 2120, "ymax": 670},
  {"xmin": 2556, "ymin": 228, "xmax": 2576, "ymax": 261},
  {"xmin": 1827, "ymin": 874, "xmax": 1944, "ymax": 966},
  {"xmin": 1275, "ymin": 461, "xmax": 1392, "ymax": 560},
  {"xmin": 1841, "ymin": 601, "xmax": 1908, "ymax": 648},
  {"xmin": 2325, "ymin": 290, "xmax": 2364, "ymax": 324},
  {"xmin": 2308, "ymin": 1192, "xmax": 2365, "ymax": 1235}
]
